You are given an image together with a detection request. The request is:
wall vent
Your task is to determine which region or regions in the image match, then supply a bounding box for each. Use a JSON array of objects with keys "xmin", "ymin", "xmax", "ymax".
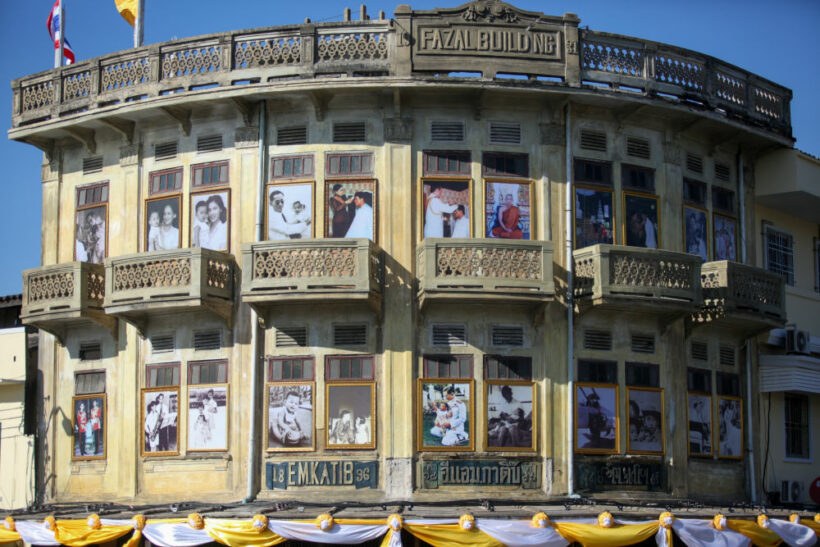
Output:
[
  {"xmin": 579, "ymin": 129, "xmax": 607, "ymax": 152},
  {"xmin": 333, "ymin": 324, "xmax": 367, "ymax": 346},
  {"xmin": 626, "ymin": 136, "xmax": 650, "ymax": 159},
  {"xmin": 431, "ymin": 323, "xmax": 467, "ymax": 347},
  {"xmin": 193, "ymin": 330, "xmax": 222, "ymax": 351},
  {"xmin": 197, "ymin": 134, "xmax": 223, "ymax": 153},
  {"xmin": 79, "ymin": 342, "xmax": 102, "ymax": 361},
  {"xmin": 691, "ymin": 341, "xmax": 709, "ymax": 361},
  {"xmin": 276, "ymin": 327, "xmax": 308, "ymax": 348},
  {"xmin": 583, "ymin": 329, "xmax": 612, "ymax": 351},
  {"xmin": 631, "ymin": 333, "xmax": 656, "ymax": 354},
  {"xmin": 719, "ymin": 345, "xmax": 736, "ymax": 366},
  {"xmin": 277, "ymin": 125, "xmax": 308, "ymax": 145},
  {"xmin": 430, "ymin": 121, "xmax": 465, "ymax": 142},
  {"xmin": 715, "ymin": 162, "xmax": 731, "ymax": 182},
  {"xmin": 489, "ymin": 121, "xmax": 522, "ymax": 145},
  {"xmin": 333, "ymin": 122, "xmax": 366, "ymax": 143},
  {"xmin": 82, "ymin": 156, "xmax": 103, "ymax": 174},
  {"xmin": 150, "ymin": 334, "xmax": 175, "ymax": 353},
  {"xmin": 491, "ymin": 325, "xmax": 525, "ymax": 347},
  {"xmin": 154, "ymin": 141, "xmax": 178, "ymax": 160},
  {"xmin": 686, "ymin": 153, "xmax": 704, "ymax": 174},
  {"xmin": 75, "ymin": 371, "xmax": 105, "ymax": 394}
]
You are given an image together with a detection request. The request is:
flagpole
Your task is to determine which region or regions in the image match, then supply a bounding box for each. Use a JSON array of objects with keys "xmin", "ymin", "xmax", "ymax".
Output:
[
  {"xmin": 54, "ymin": 0, "xmax": 65, "ymax": 68},
  {"xmin": 134, "ymin": 0, "xmax": 144, "ymax": 48}
]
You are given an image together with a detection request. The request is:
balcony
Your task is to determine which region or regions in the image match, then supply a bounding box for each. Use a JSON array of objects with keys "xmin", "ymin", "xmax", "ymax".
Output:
[
  {"xmin": 21, "ymin": 262, "xmax": 117, "ymax": 342},
  {"xmin": 573, "ymin": 244, "xmax": 701, "ymax": 320},
  {"xmin": 241, "ymin": 239, "xmax": 382, "ymax": 321},
  {"xmin": 690, "ymin": 261, "xmax": 785, "ymax": 337},
  {"xmin": 103, "ymin": 248, "xmax": 235, "ymax": 333},
  {"xmin": 416, "ymin": 239, "xmax": 554, "ymax": 310}
]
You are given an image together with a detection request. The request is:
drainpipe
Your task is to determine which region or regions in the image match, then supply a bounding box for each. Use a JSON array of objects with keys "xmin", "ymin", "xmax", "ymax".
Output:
[
  {"xmin": 245, "ymin": 100, "xmax": 267, "ymax": 503},
  {"xmin": 738, "ymin": 150, "xmax": 757, "ymax": 503},
  {"xmin": 565, "ymin": 104, "xmax": 575, "ymax": 497}
]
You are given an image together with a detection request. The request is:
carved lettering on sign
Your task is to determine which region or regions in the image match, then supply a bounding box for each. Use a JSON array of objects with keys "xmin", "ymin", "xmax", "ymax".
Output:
[
  {"xmin": 415, "ymin": 26, "xmax": 560, "ymax": 60},
  {"xmin": 266, "ymin": 460, "xmax": 378, "ymax": 489},
  {"xmin": 421, "ymin": 459, "xmax": 540, "ymax": 489},
  {"xmin": 575, "ymin": 461, "xmax": 666, "ymax": 492}
]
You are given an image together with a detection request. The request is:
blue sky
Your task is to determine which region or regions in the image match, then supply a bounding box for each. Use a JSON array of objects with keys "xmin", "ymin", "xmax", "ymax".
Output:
[{"xmin": 1, "ymin": 0, "xmax": 818, "ymax": 295}]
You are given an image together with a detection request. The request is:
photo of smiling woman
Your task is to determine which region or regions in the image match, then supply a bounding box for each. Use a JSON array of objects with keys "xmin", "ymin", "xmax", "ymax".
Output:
[
  {"xmin": 191, "ymin": 190, "xmax": 230, "ymax": 252},
  {"xmin": 145, "ymin": 196, "xmax": 182, "ymax": 251}
]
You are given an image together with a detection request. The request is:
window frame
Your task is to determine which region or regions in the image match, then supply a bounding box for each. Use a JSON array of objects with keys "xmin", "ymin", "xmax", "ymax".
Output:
[
  {"xmin": 764, "ymin": 224, "xmax": 795, "ymax": 286},
  {"xmin": 270, "ymin": 154, "xmax": 314, "ymax": 181},
  {"xmin": 324, "ymin": 354, "xmax": 375, "ymax": 381},
  {"xmin": 187, "ymin": 359, "xmax": 229, "ymax": 385},
  {"xmin": 621, "ymin": 163, "xmax": 656, "ymax": 194},
  {"xmin": 423, "ymin": 354, "xmax": 474, "ymax": 379},
  {"xmin": 148, "ymin": 166, "xmax": 184, "ymax": 195},
  {"xmin": 325, "ymin": 152, "xmax": 373, "ymax": 177},
  {"xmin": 146, "ymin": 362, "xmax": 181, "ymax": 388},
  {"xmin": 483, "ymin": 355, "xmax": 532, "ymax": 380},
  {"xmin": 74, "ymin": 370, "xmax": 106, "ymax": 395},
  {"xmin": 573, "ymin": 158, "xmax": 613, "ymax": 187},
  {"xmin": 268, "ymin": 356, "xmax": 315, "ymax": 382},
  {"xmin": 482, "ymin": 152, "xmax": 529, "ymax": 178},
  {"xmin": 74, "ymin": 182, "xmax": 109, "ymax": 263},
  {"xmin": 784, "ymin": 392, "xmax": 811, "ymax": 462},
  {"xmin": 191, "ymin": 160, "xmax": 229, "ymax": 188},
  {"xmin": 423, "ymin": 150, "xmax": 471, "ymax": 176}
]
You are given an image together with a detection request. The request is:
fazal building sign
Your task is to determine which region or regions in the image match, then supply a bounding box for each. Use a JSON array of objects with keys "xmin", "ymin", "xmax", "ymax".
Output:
[{"xmin": 416, "ymin": 26, "xmax": 560, "ymax": 60}]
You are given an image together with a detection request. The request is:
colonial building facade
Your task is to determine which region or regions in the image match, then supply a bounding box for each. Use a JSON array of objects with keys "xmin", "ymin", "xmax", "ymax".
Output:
[{"xmin": 12, "ymin": 0, "xmax": 799, "ymax": 509}]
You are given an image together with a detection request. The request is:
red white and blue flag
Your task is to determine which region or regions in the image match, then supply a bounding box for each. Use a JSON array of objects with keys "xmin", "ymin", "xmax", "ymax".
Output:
[{"xmin": 46, "ymin": 0, "xmax": 76, "ymax": 65}]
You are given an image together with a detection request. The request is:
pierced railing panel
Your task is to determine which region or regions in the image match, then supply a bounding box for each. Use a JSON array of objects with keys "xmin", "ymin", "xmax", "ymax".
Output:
[
  {"xmin": 100, "ymin": 57, "xmax": 150, "ymax": 91},
  {"xmin": 699, "ymin": 261, "xmax": 785, "ymax": 323},
  {"xmin": 653, "ymin": 52, "xmax": 705, "ymax": 91},
  {"xmin": 62, "ymin": 70, "xmax": 92, "ymax": 101},
  {"xmin": 21, "ymin": 262, "xmax": 105, "ymax": 317},
  {"xmin": 161, "ymin": 43, "xmax": 222, "ymax": 79},
  {"xmin": 21, "ymin": 79, "xmax": 54, "ymax": 112},
  {"xmin": 234, "ymin": 34, "xmax": 301, "ymax": 68},
  {"xmin": 714, "ymin": 68, "xmax": 746, "ymax": 107},
  {"xmin": 582, "ymin": 39, "xmax": 644, "ymax": 77},
  {"xmin": 316, "ymin": 30, "xmax": 388, "ymax": 63}
]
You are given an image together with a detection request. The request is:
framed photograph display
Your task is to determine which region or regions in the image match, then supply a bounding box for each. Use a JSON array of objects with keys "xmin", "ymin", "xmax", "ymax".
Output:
[
  {"xmin": 687, "ymin": 393, "xmax": 713, "ymax": 457},
  {"xmin": 623, "ymin": 192, "xmax": 660, "ymax": 249},
  {"xmin": 326, "ymin": 180, "xmax": 377, "ymax": 241},
  {"xmin": 421, "ymin": 179, "xmax": 472, "ymax": 239},
  {"xmin": 713, "ymin": 213, "xmax": 738, "ymax": 261},
  {"xmin": 684, "ymin": 205, "xmax": 709, "ymax": 262},
  {"xmin": 418, "ymin": 380, "xmax": 475, "ymax": 452},
  {"xmin": 574, "ymin": 186, "xmax": 614, "ymax": 248},
  {"xmin": 266, "ymin": 382, "xmax": 314, "ymax": 452},
  {"xmin": 187, "ymin": 385, "xmax": 229, "ymax": 452},
  {"xmin": 326, "ymin": 383, "xmax": 375, "ymax": 449},
  {"xmin": 485, "ymin": 380, "xmax": 535, "ymax": 451},
  {"xmin": 266, "ymin": 182, "xmax": 314, "ymax": 241},
  {"xmin": 189, "ymin": 189, "xmax": 230, "ymax": 252},
  {"xmin": 141, "ymin": 387, "xmax": 180, "ymax": 456},
  {"xmin": 72, "ymin": 395, "xmax": 106, "ymax": 460},
  {"xmin": 145, "ymin": 195, "xmax": 182, "ymax": 251},
  {"xmin": 485, "ymin": 181, "xmax": 531, "ymax": 239},
  {"xmin": 717, "ymin": 396, "xmax": 743, "ymax": 459},
  {"xmin": 74, "ymin": 205, "xmax": 108, "ymax": 264},
  {"xmin": 574, "ymin": 383, "xmax": 618, "ymax": 454},
  {"xmin": 626, "ymin": 387, "xmax": 664, "ymax": 455}
]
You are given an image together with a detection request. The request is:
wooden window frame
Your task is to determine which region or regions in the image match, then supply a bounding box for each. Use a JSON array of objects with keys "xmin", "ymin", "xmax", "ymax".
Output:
[
  {"xmin": 76, "ymin": 181, "xmax": 109, "ymax": 208},
  {"xmin": 423, "ymin": 150, "xmax": 471, "ymax": 176},
  {"xmin": 146, "ymin": 362, "xmax": 181, "ymax": 388},
  {"xmin": 268, "ymin": 356, "xmax": 315, "ymax": 382},
  {"xmin": 271, "ymin": 154, "xmax": 314, "ymax": 181},
  {"xmin": 482, "ymin": 152, "xmax": 529, "ymax": 178},
  {"xmin": 325, "ymin": 355, "xmax": 375, "ymax": 381},
  {"xmin": 423, "ymin": 355, "xmax": 474, "ymax": 379},
  {"xmin": 191, "ymin": 160, "xmax": 229, "ymax": 188},
  {"xmin": 483, "ymin": 356, "xmax": 533, "ymax": 380},
  {"xmin": 573, "ymin": 158, "xmax": 613, "ymax": 187},
  {"xmin": 187, "ymin": 359, "xmax": 228, "ymax": 385},
  {"xmin": 149, "ymin": 167, "xmax": 183, "ymax": 195},
  {"xmin": 325, "ymin": 152, "xmax": 373, "ymax": 177}
]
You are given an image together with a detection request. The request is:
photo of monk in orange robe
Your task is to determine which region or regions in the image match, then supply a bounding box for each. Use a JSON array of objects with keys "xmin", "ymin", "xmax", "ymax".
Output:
[{"xmin": 490, "ymin": 193, "xmax": 523, "ymax": 239}]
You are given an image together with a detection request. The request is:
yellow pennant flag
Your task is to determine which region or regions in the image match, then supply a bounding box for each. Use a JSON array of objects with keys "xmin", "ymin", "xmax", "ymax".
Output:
[{"xmin": 115, "ymin": 0, "xmax": 138, "ymax": 26}]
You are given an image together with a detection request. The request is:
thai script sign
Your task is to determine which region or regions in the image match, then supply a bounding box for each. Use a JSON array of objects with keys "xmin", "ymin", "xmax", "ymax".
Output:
[
  {"xmin": 575, "ymin": 461, "xmax": 665, "ymax": 491},
  {"xmin": 421, "ymin": 459, "xmax": 540, "ymax": 489},
  {"xmin": 415, "ymin": 25, "xmax": 561, "ymax": 60},
  {"xmin": 266, "ymin": 460, "xmax": 378, "ymax": 489}
]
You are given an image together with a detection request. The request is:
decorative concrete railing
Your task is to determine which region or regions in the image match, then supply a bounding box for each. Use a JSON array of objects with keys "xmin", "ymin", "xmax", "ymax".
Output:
[
  {"xmin": 417, "ymin": 239, "xmax": 554, "ymax": 303},
  {"xmin": 21, "ymin": 262, "xmax": 105, "ymax": 317},
  {"xmin": 699, "ymin": 260, "xmax": 785, "ymax": 322},
  {"xmin": 241, "ymin": 238, "xmax": 381, "ymax": 300},
  {"xmin": 573, "ymin": 244, "xmax": 701, "ymax": 305}
]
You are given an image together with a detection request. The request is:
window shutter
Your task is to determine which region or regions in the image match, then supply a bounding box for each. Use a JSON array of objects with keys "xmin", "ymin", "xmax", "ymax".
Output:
[
  {"xmin": 197, "ymin": 134, "xmax": 223, "ymax": 153},
  {"xmin": 580, "ymin": 129, "xmax": 607, "ymax": 152},
  {"xmin": 82, "ymin": 156, "xmax": 103, "ymax": 174},
  {"xmin": 154, "ymin": 141, "xmax": 178, "ymax": 160},
  {"xmin": 626, "ymin": 136, "xmax": 650, "ymax": 159},
  {"xmin": 333, "ymin": 324, "xmax": 367, "ymax": 346},
  {"xmin": 277, "ymin": 126, "xmax": 308, "ymax": 145},
  {"xmin": 686, "ymin": 153, "xmax": 703, "ymax": 174},
  {"xmin": 431, "ymin": 324, "xmax": 467, "ymax": 347},
  {"xmin": 333, "ymin": 122, "xmax": 366, "ymax": 143},
  {"xmin": 430, "ymin": 121, "xmax": 465, "ymax": 142},
  {"xmin": 79, "ymin": 342, "xmax": 102, "ymax": 361},
  {"xmin": 631, "ymin": 333, "xmax": 655, "ymax": 354},
  {"xmin": 691, "ymin": 341, "xmax": 708, "ymax": 361},
  {"xmin": 276, "ymin": 327, "xmax": 308, "ymax": 347},
  {"xmin": 193, "ymin": 330, "xmax": 222, "ymax": 351},
  {"xmin": 489, "ymin": 121, "xmax": 522, "ymax": 145},
  {"xmin": 491, "ymin": 325, "xmax": 524, "ymax": 347},
  {"xmin": 583, "ymin": 329, "xmax": 612, "ymax": 351},
  {"xmin": 150, "ymin": 334, "xmax": 174, "ymax": 354}
]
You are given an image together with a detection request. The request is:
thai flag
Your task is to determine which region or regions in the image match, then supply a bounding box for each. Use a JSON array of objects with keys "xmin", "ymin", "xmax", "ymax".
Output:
[{"xmin": 46, "ymin": 0, "xmax": 76, "ymax": 65}]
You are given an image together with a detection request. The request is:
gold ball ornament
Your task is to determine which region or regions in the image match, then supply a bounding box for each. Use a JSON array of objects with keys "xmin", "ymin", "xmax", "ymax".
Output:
[
  {"xmin": 3, "ymin": 517, "xmax": 15, "ymax": 532},
  {"xmin": 252, "ymin": 514, "xmax": 268, "ymax": 532},
  {"xmin": 598, "ymin": 512, "xmax": 614, "ymax": 528},
  {"xmin": 315, "ymin": 513, "xmax": 334, "ymax": 531},
  {"xmin": 459, "ymin": 514, "xmax": 475, "ymax": 531},
  {"xmin": 132, "ymin": 515, "xmax": 146, "ymax": 531},
  {"xmin": 187, "ymin": 513, "xmax": 205, "ymax": 530},
  {"xmin": 757, "ymin": 515, "xmax": 770, "ymax": 529},
  {"xmin": 789, "ymin": 514, "xmax": 800, "ymax": 524},
  {"xmin": 531, "ymin": 512, "xmax": 550, "ymax": 528},
  {"xmin": 43, "ymin": 516, "xmax": 57, "ymax": 531},
  {"xmin": 87, "ymin": 513, "xmax": 102, "ymax": 530},
  {"xmin": 815, "ymin": 514, "xmax": 820, "ymax": 523},
  {"xmin": 659, "ymin": 512, "xmax": 674, "ymax": 529},
  {"xmin": 387, "ymin": 514, "xmax": 403, "ymax": 531},
  {"xmin": 713, "ymin": 514, "xmax": 727, "ymax": 531}
]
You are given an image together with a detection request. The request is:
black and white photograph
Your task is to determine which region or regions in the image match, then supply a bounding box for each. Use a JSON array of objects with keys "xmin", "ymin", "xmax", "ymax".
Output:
[
  {"xmin": 145, "ymin": 195, "xmax": 182, "ymax": 251},
  {"xmin": 72, "ymin": 395, "xmax": 105, "ymax": 460},
  {"xmin": 190, "ymin": 189, "xmax": 230, "ymax": 252},
  {"xmin": 574, "ymin": 187, "xmax": 614, "ymax": 248},
  {"xmin": 75, "ymin": 205, "xmax": 107, "ymax": 264},
  {"xmin": 266, "ymin": 383, "xmax": 314, "ymax": 451},
  {"xmin": 684, "ymin": 205, "xmax": 709, "ymax": 262},
  {"xmin": 485, "ymin": 381, "xmax": 535, "ymax": 451},
  {"xmin": 422, "ymin": 180, "xmax": 471, "ymax": 238},
  {"xmin": 418, "ymin": 380, "xmax": 474, "ymax": 451},
  {"xmin": 718, "ymin": 396, "xmax": 742, "ymax": 459},
  {"xmin": 188, "ymin": 385, "xmax": 228, "ymax": 452},
  {"xmin": 141, "ymin": 388, "xmax": 179, "ymax": 456},
  {"xmin": 575, "ymin": 384, "xmax": 618, "ymax": 453},
  {"xmin": 326, "ymin": 181, "xmax": 377, "ymax": 240},
  {"xmin": 688, "ymin": 393, "xmax": 713, "ymax": 456},
  {"xmin": 486, "ymin": 181, "xmax": 530, "ymax": 240},
  {"xmin": 627, "ymin": 387, "xmax": 664, "ymax": 454},
  {"xmin": 713, "ymin": 214, "xmax": 737, "ymax": 261},
  {"xmin": 326, "ymin": 383, "xmax": 375, "ymax": 449},
  {"xmin": 623, "ymin": 192, "xmax": 659, "ymax": 249},
  {"xmin": 266, "ymin": 182, "xmax": 313, "ymax": 241}
]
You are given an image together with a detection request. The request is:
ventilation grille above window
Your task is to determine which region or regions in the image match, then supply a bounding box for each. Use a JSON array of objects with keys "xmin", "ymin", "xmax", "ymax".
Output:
[
  {"xmin": 79, "ymin": 342, "xmax": 102, "ymax": 361},
  {"xmin": 691, "ymin": 341, "xmax": 708, "ymax": 361},
  {"xmin": 277, "ymin": 125, "xmax": 308, "ymax": 145},
  {"xmin": 333, "ymin": 324, "xmax": 367, "ymax": 346},
  {"xmin": 276, "ymin": 327, "xmax": 308, "ymax": 348},
  {"xmin": 631, "ymin": 333, "xmax": 655, "ymax": 354},
  {"xmin": 626, "ymin": 136, "xmax": 650, "ymax": 159},
  {"xmin": 489, "ymin": 121, "xmax": 522, "ymax": 145},
  {"xmin": 197, "ymin": 134, "xmax": 223, "ymax": 153},
  {"xmin": 333, "ymin": 122, "xmax": 366, "ymax": 143},
  {"xmin": 430, "ymin": 121, "xmax": 465, "ymax": 142},
  {"xmin": 491, "ymin": 325, "xmax": 524, "ymax": 347},
  {"xmin": 193, "ymin": 330, "xmax": 222, "ymax": 351},
  {"xmin": 579, "ymin": 129, "xmax": 607, "ymax": 152},
  {"xmin": 82, "ymin": 156, "xmax": 103, "ymax": 175},
  {"xmin": 715, "ymin": 163, "xmax": 731, "ymax": 182},
  {"xmin": 686, "ymin": 153, "xmax": 703, "ymax": 174},
  {"xmin": 583, "ymin": 329, "xmax": 612, "ymax": 351},
  {"xmin": 431, "ymin": 324, "xmax": 467, "ymax": 347},
  {"xmin": 719, "ymin": 345, "xmax": 736, "ymax": 366},
  {"xmin": 150, "ymin": 335, "xmax": 175, "ymax": 353},
  {"xmin": 155, "ymin": 141, "xmax": 178, "ymax": 160}
]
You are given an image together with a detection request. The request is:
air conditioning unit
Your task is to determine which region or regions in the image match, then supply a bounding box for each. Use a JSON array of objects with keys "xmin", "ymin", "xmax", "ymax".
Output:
[
  {"xmin": 785, "ymin": 329, "xmax": 811, "ymax": 355},
  {"xmin": 780, "ymin": 480, "xmax": 803, "ymax": 503}
]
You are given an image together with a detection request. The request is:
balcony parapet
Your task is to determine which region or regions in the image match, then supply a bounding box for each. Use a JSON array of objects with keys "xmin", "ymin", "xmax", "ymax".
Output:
[
  {"xmin": 573, "ymin": 244, "xmax": 701, "ymax": 319},
  {"xmin": 241, "ymin": 239, "xmax": 382, "ymax": 321},
  {"xmin": 690, "ymin": 261, "xmax": 785, "ymax": 337},
  {"xmin": 21, "ymin": 262, "xmax": 117, "ymax": 343},
  {"xmin": 103, "ymin": 248, "xmax": 235, "ymax": 333},
  {"xmin": 416, "ymin": 238, "xmax": 554, "ymax": 310}
]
